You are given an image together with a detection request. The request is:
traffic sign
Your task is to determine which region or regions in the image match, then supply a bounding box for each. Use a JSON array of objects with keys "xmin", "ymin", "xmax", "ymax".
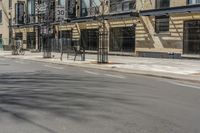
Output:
[{"xmin": 56, "ymin": 5, "xmax": 65, "ymax": 21}]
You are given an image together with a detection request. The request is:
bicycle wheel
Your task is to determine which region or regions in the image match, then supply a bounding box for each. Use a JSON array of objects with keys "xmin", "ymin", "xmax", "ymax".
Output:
[{"xmin": 20, "ymin": 49, "xmax": 25, "ymax": 55}]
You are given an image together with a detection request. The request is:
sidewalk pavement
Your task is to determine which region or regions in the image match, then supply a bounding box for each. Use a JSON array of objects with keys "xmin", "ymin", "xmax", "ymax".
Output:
[{"xmin": 1, "ymin": 51, "xmax": 200, "ymax": 82}]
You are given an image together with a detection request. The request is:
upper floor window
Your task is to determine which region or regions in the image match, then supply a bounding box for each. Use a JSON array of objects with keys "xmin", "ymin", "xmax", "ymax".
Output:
[
  {"xmin": 155, "ymin": 16, "xmax": 169, "ymax": 33},
  {"xmin": 67, "ymin": 0, "xmax": 76, "ymax": 18},
  {"xmin": 81, "ymin": 0, "xmax": 101, "ymax": 17},
  {"xmin": 58, "ymin": 0, "xmax": 65, "ymax": 6},
  {"xmin": 9, "ymin": 0, "xmax": 12, "ymax": 9},
  {"xmin": 0, "ymin": 10, "xmax": 2, "ymax": 24},
  {"xmin": 27, "ymin": 0, "xmax": 35, "ymax": 23},
  {"xmin": 187, "ymin": 0, "xmax": 200, "ymax": 5},
  {"xmin": 155, "ymin": 0, "xmax": 170, "ymax": 9},
  {"xmin": 15, "ymin": 2, "xmax": 25, "ymax": 24},
  {"xmin": 110, "ymin": 0, "xmax": 136, "ymax": 13}
]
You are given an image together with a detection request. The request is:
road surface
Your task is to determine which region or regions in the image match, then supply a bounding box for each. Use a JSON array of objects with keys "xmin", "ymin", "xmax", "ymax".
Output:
[{"xmin": 0, "ymin": 58, "xmax": 200, "ymax": 133}]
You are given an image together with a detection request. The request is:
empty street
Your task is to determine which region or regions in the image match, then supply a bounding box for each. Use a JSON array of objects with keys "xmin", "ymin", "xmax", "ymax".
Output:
[{"xmin": 0, "ymin": 58, "xmax": 200, "ymax": 133}]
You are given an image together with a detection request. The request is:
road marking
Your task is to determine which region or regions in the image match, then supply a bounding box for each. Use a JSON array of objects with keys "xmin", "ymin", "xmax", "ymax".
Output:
[
  {"xmin": 44, "ymin": 65, "xmax": 64, "ymax": 70},
  {"xmin": 104, "ymin": 74, "xmax": 126, "ymax": 79},
  {"xmin": 168, "ymin": 81, "xmax": 200, "ymax": 90},
  {"xmin": 84, "ymin": 70, "xmax": 99, "ymax": 75}
]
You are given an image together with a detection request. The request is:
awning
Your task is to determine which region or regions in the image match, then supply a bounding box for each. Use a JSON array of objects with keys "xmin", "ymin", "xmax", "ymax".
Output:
[{"xmin": 140, "ymin": 4, "xmax": 200, "ymax": 16}]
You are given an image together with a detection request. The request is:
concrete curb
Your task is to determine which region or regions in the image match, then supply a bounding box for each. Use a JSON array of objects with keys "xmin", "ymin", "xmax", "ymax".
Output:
[{"xmin": 1, "ymin": 55, "xmax": 200, "ymax": 83}]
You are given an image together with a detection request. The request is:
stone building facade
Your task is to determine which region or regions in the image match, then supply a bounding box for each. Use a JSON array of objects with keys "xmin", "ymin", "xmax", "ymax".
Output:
[
  {"xmin": 6, "ymin": 0, "xmax": 200, "ymax": 58},
  {"xmin": 0, "ymin": 0, "xmax": 10, "ymax": 49}
]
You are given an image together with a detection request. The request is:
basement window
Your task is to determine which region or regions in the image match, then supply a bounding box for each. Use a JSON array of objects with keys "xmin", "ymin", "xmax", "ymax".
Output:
[{"xmin": 155, "ymin": 16, "xmax": 169, "ymax": 33}]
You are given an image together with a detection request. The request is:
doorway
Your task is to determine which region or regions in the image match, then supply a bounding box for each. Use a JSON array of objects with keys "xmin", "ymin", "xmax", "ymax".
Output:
[{"xmin": 27, "ymin": 32, "xmax": 36, "ymax": 49}]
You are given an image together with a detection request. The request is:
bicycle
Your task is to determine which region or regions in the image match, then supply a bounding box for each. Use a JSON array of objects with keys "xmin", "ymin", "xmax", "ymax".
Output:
[{"xmin": 18, "ymin": 47, "xmax": 25, "ymax": 55}]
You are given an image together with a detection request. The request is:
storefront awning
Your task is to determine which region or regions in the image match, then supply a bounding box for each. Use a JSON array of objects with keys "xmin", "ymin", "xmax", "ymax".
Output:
[{"xmin": 140, "ymin": 4, "xmax": 200, "ymax": 16}]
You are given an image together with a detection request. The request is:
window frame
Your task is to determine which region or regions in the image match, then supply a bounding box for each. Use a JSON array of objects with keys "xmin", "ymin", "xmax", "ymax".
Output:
[
  {"xmin": 155, "ymin": 15, "xmax": 170, "ymax": 33},
  {"xmin": 155, "ymin": 0, "xmax": 170, "ymax": 9}
]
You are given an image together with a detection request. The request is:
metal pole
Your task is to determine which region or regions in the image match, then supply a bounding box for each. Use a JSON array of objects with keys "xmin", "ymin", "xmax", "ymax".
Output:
[
  {"xmin": 60, "ymin": 21, "xmax": 62, "ymax": 52},
  {"xmin": 43, "ymin": 0, "xmax": 52, "ymax": 58},
  {"xmin": 98, "ymin": 0, "xmax": 108, "ymax": 63}
]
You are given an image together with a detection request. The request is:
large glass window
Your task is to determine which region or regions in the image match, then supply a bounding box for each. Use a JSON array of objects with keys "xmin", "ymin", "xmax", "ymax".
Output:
[
  {"xmin": 67, "ymin": 0, "xmax": 76, "ymax": 18},
  {"xmin": 81, "ymin": 0, "xmax": 101, "ymax": 16},
  {"xmin": 155, "ymin": 16, "xmax": 169, "ymax": 33},
  {"xmin": 184, "ymin": 20, "xmax": 200, "ymax": 55},
  {"xmin": 58, "ymin": 0, "xmax": 65, "ymax": 6},
  {"xmin": 15, "ymin": 2, "xmax": 25, "ymax": 24},
  {"xmin": 110, "ymin": 0, "xmax": 135, "ymax": 13},
  {"xmin": 110, "ymin": 27, "xmax": 135, "ymax": 52},
  {"xmin": 58, "ymin": 30, "xmax": 72, "ymax": 39},
  {"xmin": 58, "ymin": 0, "xmax": 76, "ymax": 18},
  {"xmin": 27, "ymin": 0, "xmax": 35, "ymax": 23},
  {"xmin": 155, "ymin": 0, "xmax": 170, "ymax": 9},
  {"xmin": 81, "ymin": 29, "xmax": 99, "ymax": 51}
]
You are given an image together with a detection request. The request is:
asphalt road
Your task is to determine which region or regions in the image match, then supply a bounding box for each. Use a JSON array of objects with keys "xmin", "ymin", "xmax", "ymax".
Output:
[{"xmin": 0, "ymin": 57, "xmax": 200, "ymax": 133}]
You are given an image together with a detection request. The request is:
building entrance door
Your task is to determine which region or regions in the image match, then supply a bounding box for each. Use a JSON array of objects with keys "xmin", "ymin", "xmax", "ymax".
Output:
[
  {"xmin": 184, "ymin": 20, "xmax": 200, "ymax": 55},
  {"xmin": 27, "ymin": 32, "xmax": 36, "ymax": 49}
]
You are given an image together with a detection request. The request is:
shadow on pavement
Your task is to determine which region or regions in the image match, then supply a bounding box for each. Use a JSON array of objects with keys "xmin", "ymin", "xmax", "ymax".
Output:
[{"xmin": 0, "ymin": 71, "xmax": 136, "ymax": 132}]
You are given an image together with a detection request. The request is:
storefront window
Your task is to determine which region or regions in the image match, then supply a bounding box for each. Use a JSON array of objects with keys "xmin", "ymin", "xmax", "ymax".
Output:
[
  {"xmin": 184, "ymin": 20, "xmax": 200, "ymax": 54},
  {"xmin": 110, "ymin": 27, "xmax": 135, "ymax": 52},
  {"xmin": 81, "ymin": 29, "xmax": 99, "ymax": 51}
]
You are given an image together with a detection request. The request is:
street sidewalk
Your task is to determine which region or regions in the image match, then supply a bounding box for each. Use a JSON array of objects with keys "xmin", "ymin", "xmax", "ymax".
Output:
[{"xmin": 1, "ymin": 51, "xmax": 200, "ymax": 82}]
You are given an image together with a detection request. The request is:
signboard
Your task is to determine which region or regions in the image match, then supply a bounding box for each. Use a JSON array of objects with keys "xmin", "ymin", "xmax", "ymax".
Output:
[{"xmin": 56, "ymin": 5, "xmax": 65, "ymax": 21}]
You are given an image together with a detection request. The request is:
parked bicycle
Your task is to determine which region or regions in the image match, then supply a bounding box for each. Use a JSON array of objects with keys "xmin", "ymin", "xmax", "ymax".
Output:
[
  {"xmin": 11, "ymin": 40, "xmax": 25, "ymax": 55},
  {"xmin": 18, "ymin": 47, "xmax": 25, "ymax": 55}
]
